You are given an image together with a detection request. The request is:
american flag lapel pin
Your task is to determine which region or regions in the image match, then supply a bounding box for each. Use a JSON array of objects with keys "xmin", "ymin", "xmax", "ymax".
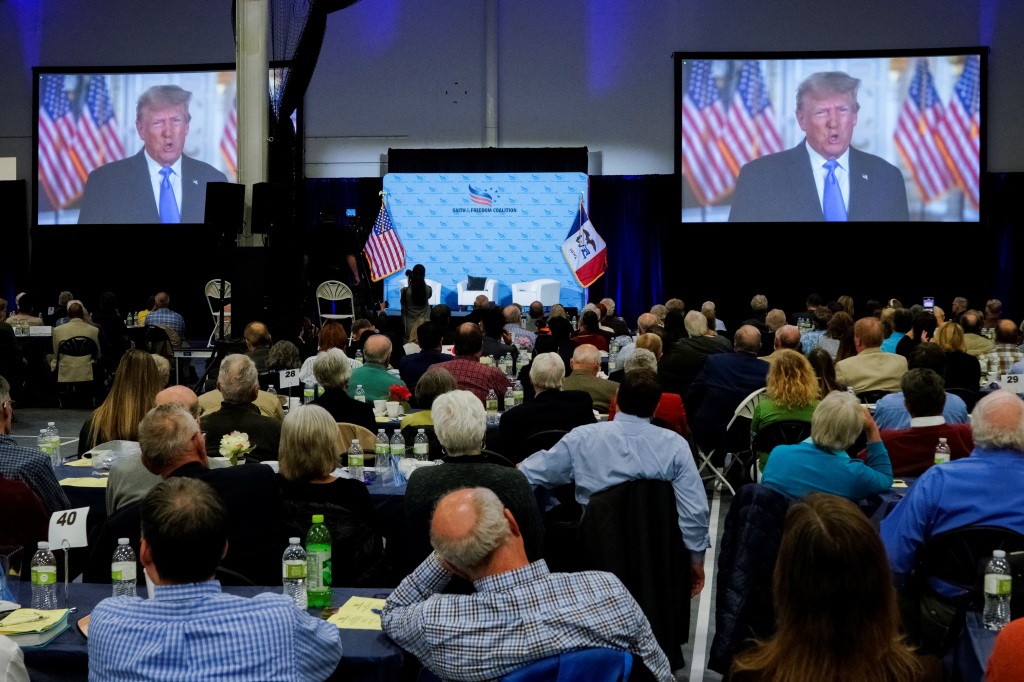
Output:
[
  {"xmin": 862, "ymin": 174, "xmax": 869, "ymax": 180},
  {"xmin": 193, "ymin": 179, "xmax": 199, "ymax": 185}
]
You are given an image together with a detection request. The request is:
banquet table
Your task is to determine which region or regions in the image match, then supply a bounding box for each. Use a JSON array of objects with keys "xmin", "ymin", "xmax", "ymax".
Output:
[{"xmin": 17, "ymin": 582, "xmax": 406, "ymax": 682}]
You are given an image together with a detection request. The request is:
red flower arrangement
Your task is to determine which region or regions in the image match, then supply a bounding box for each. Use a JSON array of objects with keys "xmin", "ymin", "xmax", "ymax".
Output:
[{"xmin": 389, "ymin": 385, "xmax": 412, "ymax": 403}]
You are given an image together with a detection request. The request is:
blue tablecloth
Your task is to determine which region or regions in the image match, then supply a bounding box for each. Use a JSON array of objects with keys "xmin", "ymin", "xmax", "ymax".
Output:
[{"xmin": 18, "ymin": 582, "xmax": 404, "ymax": 682}]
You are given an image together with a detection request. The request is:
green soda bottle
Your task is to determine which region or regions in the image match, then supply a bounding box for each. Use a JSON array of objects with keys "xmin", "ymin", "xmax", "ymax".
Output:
[{"xmin": 306, "ymin": 514, "xmax": 332, "ymax": 608}]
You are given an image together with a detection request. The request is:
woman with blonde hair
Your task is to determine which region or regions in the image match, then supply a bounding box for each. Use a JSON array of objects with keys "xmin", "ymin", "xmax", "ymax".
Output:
[
  {"xmin": 751, "ymin": 349, "xmax": 820, "ymax": 470},
  {"xmin": 77, "ymin": 348, "xmax": 163, "ymax": 454},
  {"xmin": 731, "ymin": 493, "xmax": 935, "ymax": 682},
  {"xmin": 933, "ymin": 321, "xmax": 982, "ymax": 396}
]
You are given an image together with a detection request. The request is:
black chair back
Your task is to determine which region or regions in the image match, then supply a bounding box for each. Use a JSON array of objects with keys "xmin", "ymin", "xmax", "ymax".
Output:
[
  {"xmin": 520, "ymin": 429, "xmax": 570, "ymax": 456},
  {"xmin": 946, "ymin": 386, "xmax": 980, "ymax": 412},
  {"xmin": 57, "ymin": 335, "xmax": 99, "ymax": 359},
  {"xmin": 752, "ymin": 419, "xmax": 812, "ymax": 455},
  {"xmin": 855, "ymin": 389, "xmax": 890, "ymax": 404}
]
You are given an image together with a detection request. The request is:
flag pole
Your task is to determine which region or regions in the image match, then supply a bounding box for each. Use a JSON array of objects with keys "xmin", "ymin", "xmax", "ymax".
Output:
[{"xmin": 580, "ymin": 193, "xmax": 589, "ymax": 306}]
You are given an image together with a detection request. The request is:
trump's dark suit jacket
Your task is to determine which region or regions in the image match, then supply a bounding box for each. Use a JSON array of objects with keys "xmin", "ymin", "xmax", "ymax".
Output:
[
  {"xmin": 78, "ymin": 150, "xmax": 228, "ymax": 224},
  {"xmin": 728, "ymin": 143, "xmax": 909, "ymax": 222}
]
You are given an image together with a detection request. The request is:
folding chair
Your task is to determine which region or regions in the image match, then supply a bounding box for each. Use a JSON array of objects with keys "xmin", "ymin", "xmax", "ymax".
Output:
[
  {"xmin": 316, "ymin": 280, "xmax": 355, "ymax": 327},
  {"xmin": 695, "ymin": 387, "xmax": 766, "ymax": 495}
]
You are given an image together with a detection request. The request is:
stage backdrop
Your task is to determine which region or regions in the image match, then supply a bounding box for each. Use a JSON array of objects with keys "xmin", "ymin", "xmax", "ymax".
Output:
[{"xmin": 381, "ymin": 172, "xmax": 590, "ymax": 310}]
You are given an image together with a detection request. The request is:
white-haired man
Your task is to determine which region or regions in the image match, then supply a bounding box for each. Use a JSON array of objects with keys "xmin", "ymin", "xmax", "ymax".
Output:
[
  {"xmin": 312, "ymin": 348, "xmax": 377, "ymax": 433},
  {"xmin": 600, "ymin": 297, "xmax": 630, "ymax": 336},
  {"xmin": 347, "ymin": 334, "xmax": 406, "ymax": 402},
  {"xmin": 658, "ymin": 310, "xmax": 732, "ymax": 397},
  {"xmin": 499, "ymin": 352, "xmax": 596, "ymax": 463},
  {"xmin": 200, "ymin": 354, "xmax": 281, "ymax": 462},
  {"xmin": 562, "ymin": 344, "xmax": 618, "ymax": 412},
  {"xmin": 383, "ymin": 487, "xmax": 675, "ymax": 681}
]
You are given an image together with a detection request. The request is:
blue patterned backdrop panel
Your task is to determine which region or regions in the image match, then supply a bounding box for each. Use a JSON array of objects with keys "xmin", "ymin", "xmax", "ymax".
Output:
[{"xmin": 382, "ymin": 172, "xmax": 590, "ymax": 310}]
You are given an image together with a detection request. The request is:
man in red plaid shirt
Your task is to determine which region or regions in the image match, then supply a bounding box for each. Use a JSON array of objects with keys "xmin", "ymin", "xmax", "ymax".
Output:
[{"xmin": 440, "ymin": 323, "xmax": 512, "ymax": 409}]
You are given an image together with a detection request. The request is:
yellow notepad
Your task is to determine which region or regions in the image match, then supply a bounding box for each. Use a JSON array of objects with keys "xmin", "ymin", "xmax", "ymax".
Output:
[
  {"xmin": 327, "ymin": 596, "xmax": 386, "ymax": 630},
  {"xmin": 0, "ymin": 608, "xmax": 68, "ymax": 634},
  {"xmin": 59, "ymin": 476, "xmax": 108, "ymax": 487},
  {"xmin": 64, "ymin": 458, "xmax": 94, "ymax": 468}
]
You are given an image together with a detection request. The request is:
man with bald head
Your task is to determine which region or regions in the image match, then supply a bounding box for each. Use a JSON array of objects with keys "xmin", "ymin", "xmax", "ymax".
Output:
[
  {"xmin": 980, "ymin": 319, "xmax": 1024, "ymax": 378},
  {"xmin": 503, "ymin": 305, "xmax": 536, "ymax": 350},
  {"xmin": 760, "ymin": 324, "xmax": 802, "ymax": 364},
  {"xmin": 835, "ymin": 317, "xmax": 908, "ymax": 394},
  {"xmin": 439, "ymin": 322, "xmax": 511, "ymax": 407},
  {"xmin": 347, "ymin": 333, "xmax": 407, "ymax": 402},
  {"xmin": 382, "ymin": 487, "xmax": 674, "ymax": 681},
  {"xmin": 242, "ymin": 321, "xmax": 272, "ymax": 371},
  {"xmin": 882, "ymin": 391, "xmax": 1024, "ymax": 645},
  {"xmin": 144, "ymin": 291, "xmax": 186, "ymax": 340},
  {"xmin": 615, "ymin": 312, "xmax": 660, "ymax": 368},
  {"xmin": 563, "ymin": 344, "xmax": 619, "ymax": 412},
  {"xmin": 687, "ymin": 324, "xmax": 769, "ymax": 454},
  {"xmin": 106, "ymin": 385, "xmax": 199, "ymax": 516}
]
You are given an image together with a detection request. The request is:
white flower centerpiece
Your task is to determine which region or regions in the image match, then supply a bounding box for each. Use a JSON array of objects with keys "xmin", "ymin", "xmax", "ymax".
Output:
[{"xmin": 219, "ymin": 431, "xmax": 256, "ymax": 466}]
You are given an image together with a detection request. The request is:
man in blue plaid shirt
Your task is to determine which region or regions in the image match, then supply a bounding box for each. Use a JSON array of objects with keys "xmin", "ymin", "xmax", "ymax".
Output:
[
  {"xmin": 382, "ymin": 487, "xmax": 674, "ymax": 681},
  {"xmin": 88, "ymin": 477, "xmax": 342, "ymax": 681}
]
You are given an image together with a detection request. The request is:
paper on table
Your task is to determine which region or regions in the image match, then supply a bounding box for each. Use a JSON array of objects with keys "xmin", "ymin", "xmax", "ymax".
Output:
[
  {"xmin": 0, "ymin": 609, "xmax": 68, "ymax": 634},
  {"xmin": 64, "ymin": 458, "xmax": 95, "ymax": 468},
  {"xmin": 59, "ymin": 476, "xmax": 108, "ymax": 487},
  {"xmin": 892, "ymin": 480, "xmax": 908, "ymax": 489},
  {"xmin": 327, "ymin": 596, "xmax": 386, "ymax": 630}
]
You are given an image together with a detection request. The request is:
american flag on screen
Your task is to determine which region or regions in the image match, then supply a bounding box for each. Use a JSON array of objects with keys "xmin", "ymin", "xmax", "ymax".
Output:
[
  {"xmin": 936, "ymin": 55, "xmax": 981, "ymax": 209},
  {"xmin": 681, "ymin": 60, "xmax": 734, "ymax": 206},
  {"xmin": 38, "ymin": 75, "xmax": 85, "ymax": 210},
  {"xmin": 75, "ymin": 75, "xmax": 124, "ymax": 176},
  {"xmin": 364, "ymin": 199, "xmax": 406, "ymax": 281},
  {"xmin": 894, "ymin": 59, "xmax": 953, "ymax": 203},
  {"xmin": 220, "ymin": 99, "xmax": 238, "ymax": 180},
  {"xmin": 722, "ymin": 60, "xmax": 783, "ymax": 176}
]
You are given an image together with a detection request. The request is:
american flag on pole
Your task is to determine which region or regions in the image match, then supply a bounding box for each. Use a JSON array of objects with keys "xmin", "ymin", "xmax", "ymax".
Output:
[
  {"xmin": 722, "ymin": 60, "xmax": 783, "ymax": 176},
  {"xmin": 75, "ymin": 75, "xmax": 124, "ymax": 177},
  {"xmin": 936, "ymin": 55, "xmax": 981, "ymax": 209},
  {"xmin": 220, "ymin": 98, "xmax": 238, "ymax": 180},
  {"xmin": 894, "ymin": 59, "xmax": 953, "ymax": 203},
  {"xmin": 364, "ymin": 199, "xmax": 406, "ymax": 281},
  {"xmin": 561, "ymin": 199, "xmax": 607, "ymax": 288},
  {"xmin": 38, "ymin": 74, "xmax": 85, "ymax": 210},
  {"xmin": 681, "ymin": 60, "xmax": 734, "ymax": 206}
]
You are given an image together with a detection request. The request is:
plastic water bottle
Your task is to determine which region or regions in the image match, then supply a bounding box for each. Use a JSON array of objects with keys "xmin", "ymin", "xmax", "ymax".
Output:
[
  {"xmin": 38, "ymin": 429, "xmax": 58, "ymax": 469},
  {"xmin": 608, "ymin": 343, "xmax": 618, "ymax": 373},
  {"xmin": 303, "ymin": 379, "xmax": 315, "ymax": 404},
  {"xmin": 376, "ymin": 429, "xmax": 392, "ymax": 484},
  {"xmin": 306, "ymin": 515, "xmax": 332, "ymax": 608},
  {"xmin": 934, "ymin": 437, "xmax": 950, "ymax": 465},
  {"xmin": 391, "ymin": 432, "xmax": 406, "ymax": 458},
  {"xmin": 502, "ymin": 353, "xmax": 513, "ymax": 376},
  {"xmin": 267, "ymin": 384, "xmax": 277, "ymax": 396},
  {"xmin": 132, "ymin": 313, "xmax": 138, "ymax": 327},
  {"xmin": 47, "ymin": 422, "xmax": 61, "ymax": 464},
  {"xmin": 505, "ymin": 385, "xmax": 516, "ymax": 410},
  {"xmin": 282, "ymin": 537, "xmax": 307, "ymax": 609},
  {"xmin": 571, "ymin": 315, "xmax": 578, "ymax": 331},
  {"xmin": 348, "ymin": 439, "xmax": 364, "ymax": 483},
  {"xmin": 354, "ymin": 385, "xmax": 366, "ymax": 402},
  {"xmin": 30, "ymin": 542, "xmax": 58, "ymax": 610},
  {"xmin": 486, "ymin": 389, "xmax": 498, "ymax": 423},
  {"xmin": 125, "ymin": 313, "xmax": 132, "ymax": 327},
  {"xmin": 983, "ymin": 549, "xmax": 1012, "ymax": 631},
  {"xmin": 355, "ymin": 349, "xmax": 363, "ymax": 364},
  {"xmin": 513, "ymin": 379, "xmax": 524, "ymax": 405},
  {"xmin": 413, "ymin": 429, "xmax": 429, "ymax": 461},
  {"xmin": 111, "ymin": 538, "xmax": 137, "ymax": 597}
]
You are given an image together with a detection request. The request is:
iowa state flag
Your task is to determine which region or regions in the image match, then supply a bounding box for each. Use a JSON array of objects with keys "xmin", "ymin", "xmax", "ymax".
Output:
[{"xmin": 561, "ymin": 202, "xmax": 607, "ymax": 287}]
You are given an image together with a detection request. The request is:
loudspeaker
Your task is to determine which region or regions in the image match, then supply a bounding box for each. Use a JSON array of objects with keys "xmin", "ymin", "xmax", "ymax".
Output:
[
  {"xmin": 204, "ymin": 182, "xmax": 245, "ymax": 235},
  {"xmin": 251, "ymin": 182, "xmax": 293, "ymax": 234}
]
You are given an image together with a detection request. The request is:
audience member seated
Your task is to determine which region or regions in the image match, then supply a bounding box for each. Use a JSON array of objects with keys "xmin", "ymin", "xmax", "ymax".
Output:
[
  {"xmin": 871, "ymin": 344, "xmax": 969, "ymax": 430},
  {"xmin": 383, "ymin": 487, "xmax": 674, "ymax": 681},
  {"xmin": 201, "ymin": 354, "xmax": 282, "ymax": 462},
  {"xmin": 6, "ymin": 293, "xmax": 43, "ymax": 326},
  {"xmin": 78, "ymin": 348, "xmax": 163, "ymax": 455},
  {"xmin": 144, "ymin": 291, "xmax": 186, "ymax": 340},
  {"xmin": 311, "ymin": 348, "xmax": 376, "ymax": 434},
  {"xmin": 881, "ymin": 307, "xmax": 913, "ymax": 353},
  {"xmin": 740, "ymin": 294, "xmax": 769, "ymax": 336},
  {"xmin": 276, "ymin": 404, "xmax": 381, "ymax": 586},
  {"xmin": 547, "ymin": 315, "xmax": 578, "ymax": 374},
  {"xmin": 758, "ymin": 324, "xmax": 801, "ymax": 365},
  {"xmin": 439, "ymin": 323, "xmax": 512, "ymax": 408},
  {"xmin": 91, "ymin": 291, "xmax": 130, "ymax": 374},
  {"xmin": 789, "ymin": 293, "xmax": 820, "ymax": 328},
  {"xmin": 860, "ymin": 368, "xmax": 973, "ymax": 477},
  {"xmin": 430, "ymin": 303, "xmax": 456, "ymax": 344},
  {"xmin": 730, "ymin": 493, "xmax": 936, "ymax": 682},
  {"xmin": 503, "ymin": 304, "xmax": 537, "ymax": 350},
  {"xmin": 347, "ymin": 335, "xmax": 406, "ymax": 402},
  {"xmin": 297, "ymin": 321, "xmax": 356, "ymax": 387},
  {"xmin": 197, "ymin": 383, "xmax": 285, "ymax": 422},
  {"xmin": 659, "ymin": 310, "xmax": 731, "ymax": 398},
  {"xmin": 751, "ymin": 349, "xmax": 820, "ymax": 470},
  {"xmin": 981, "ymin": 319, "xmax": 1024, "ymax": 377},
  {"xmin": 761, "ymin": 391, "xmax": 893, "ymax": 501},
  {"xmin": 243, "ymin": 321, "xmax": 273, "ymax": 371},
  {"xmin": 686, "ymin": 325, "xmax": 768, "ymax": 455},
  {"xmin": 984, "ymin": 298, "xmax": 1002, "ymax": 330},
  {"xmin": 87, "ymin": 402, "xmax": 296, "ymax": 586},
  {"xmin": 609, "ymin": 331, "xmax": 661, "ymax": 383},
  {"xmin": 398, "ymin": 321, "xmax": 453, "ymax": 392},
  {"xmin": 0, "ymin": 376, "xmax": 69, "ymax": 514},
  {"xmin": 799, "ymin": 307, "xmax": 832, "ymax": 355},
  {"xmin": 960, "ymin": 310, "xmax": 993, "ymax": 357},
  {"xmin": 88, "ymin": 477, "xmax": 342, "ymax": 680},
  {"xmin": 600, "ymin": 297, "xmax": 630, "ymax": 336},
  {"xmin": 400, "ymin": 391, "xmax": 544, "ymax": 577},
  {"xmin": 562, "ymin": 343, "xmax": 618, "ymax": 412},
  {"xmin": 520, "ymin": 369, "xmax": 709, "ymax": 586},
  {"xmin": 895, "ymin": 312, "xmax": 938, "ymax": 360},
  {"xmin": 400, "ymin": 366, "xmax": 457, "ymax": 431},
  {"xmin": 614, "ymin": 311, "xmax": 658, "ymax": 367},
  {"xmin": 758, "ymin": 308, "xmax": 786, "ymax": 356},
  {"xmin": 816, "ymin": 311, "xmax": 854, "ymax": 360},
  {"xmin": 107, "ymin": 385, "xmax": 195, "ymax": 516},
  {"xmin": 267, "ymin": 339, "xmax": 302, "ymax": 373},
  {"xmin": 608, "ymin": 349, "xmax": 689, "ymax": 439},
  {"xmin": 480, "ymin": 307, "xmax": 520, "ymax": 367},
  {"xmin": 51, "ymin": 300, "xmax": 102, "ymax": 382},
  {"xmin": 807, "ymin": 347, "xmax": 847, "ymax": 396},
  {"xmin": 932, "ymin": 322, "xmax": 982, "ymax": 395},
  {"xmin": 835, "ymin": 317, "xmax": 908, "ymax": 394},
  {"xmin": 499, "ymin": 352, "xmax": 595, "ymax": 463},
  {"xmin": 347, "ymin": 318, "xmax": 377, "ymax": 358},
  {"xmin": 45, "ymin": 290, "xmax": 73, "ymax": 326},
  {"xmin": 523, "ymin": 300, "xmax": 548, "ymax": 334},
  {"xmin": 571, "ymin": 310, "xmax": 609, "ymax": 352},
  {"xmin": 702, "ymin": 300, "xmax": 727, "ymax": 334}
]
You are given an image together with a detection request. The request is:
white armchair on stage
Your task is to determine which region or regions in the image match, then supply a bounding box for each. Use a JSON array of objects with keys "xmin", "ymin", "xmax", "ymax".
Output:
[
  {"xmin": 511, "ymin": 279, "xmax": 561, "ymax": 308},
  {"xmin": 396, "ymin": 278, "xmax": 443, "ymax": 306},
  {"xmin": 457, "ymin": 278, "xmax": 498, "ymax": 308}
]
